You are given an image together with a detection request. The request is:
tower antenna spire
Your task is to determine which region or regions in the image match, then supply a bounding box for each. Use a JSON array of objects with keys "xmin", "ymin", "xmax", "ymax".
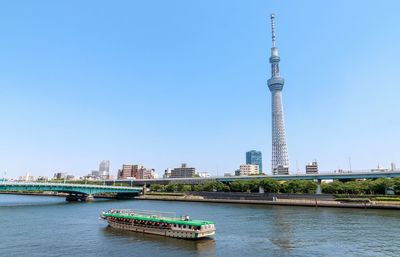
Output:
[{"xmin": 270, "ymin": 13, "xmax": 276, "ymax": 47}]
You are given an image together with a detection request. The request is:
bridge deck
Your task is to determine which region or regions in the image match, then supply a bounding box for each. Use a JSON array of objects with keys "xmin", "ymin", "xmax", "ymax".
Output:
[
  {"xmin": 108, "ymin": 171, "xmax": 400, "ymax": 185},
  {"xmin": 0, "ymin": 182, "xmax": 142, "ymax": 195}
]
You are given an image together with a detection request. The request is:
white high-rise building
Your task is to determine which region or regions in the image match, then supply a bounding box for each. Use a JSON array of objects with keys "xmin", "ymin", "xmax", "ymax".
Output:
[{"xmin": 99, "ymin": 160, "xmax": 110, "ymax": 180}]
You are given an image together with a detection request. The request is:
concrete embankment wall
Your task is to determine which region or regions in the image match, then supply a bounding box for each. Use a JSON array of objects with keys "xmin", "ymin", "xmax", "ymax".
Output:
[{"xmin": 191, "ymin": 192, "xmax": 335, "ymax": 201}]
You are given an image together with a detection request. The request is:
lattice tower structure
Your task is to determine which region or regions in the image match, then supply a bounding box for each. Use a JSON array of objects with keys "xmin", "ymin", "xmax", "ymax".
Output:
[{"xmin": 267, "ymin": 14, "xmax": 289, "ymax": 175}]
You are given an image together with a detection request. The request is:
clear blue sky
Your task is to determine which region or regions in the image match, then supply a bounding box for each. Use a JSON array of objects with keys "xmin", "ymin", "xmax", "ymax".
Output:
[{"xmin": 1, "ymin": 0, "xmax": 399, "ymax": 178}]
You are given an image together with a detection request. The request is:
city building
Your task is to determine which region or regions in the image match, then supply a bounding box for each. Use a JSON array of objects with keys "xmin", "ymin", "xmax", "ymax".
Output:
[
  {"xmin": 53, "ymin": 172, "xmax": 68, "ymax": 180},
  {"xmin": 83, "ymin": 170, "xmax": 101, "ymax": 180},
  {"xmin": 275, "ymin": 165, "xmax": 289, "ymax": 175},
  {"xmin": 236, "ymin": 164, "xmax": 259, "ymax": 176},
  {"xmin": 234, "ymin": 169, "xmax": 241, "ymax": 176},
  {"xmin": 371, "ymin": 164, "xmax": 388, "ymax": 172},
  {"xmin": 118, "ymin": 164, "xmax": 138, "ymax": 179},
  {"xmin": 305, "ymin": 161, "xmax": 318, "ymax": 174},
  {"xmin": 91, "ymin": 170, "xmax": 100, "ymax": 178},
  {"xmin": 117, "ymin": 164, "xmax": 156, "ymax": 179},
  {"xmin": 99, "ymin": 160, "xmax": 110, "ymax": 180},
  {"xmin": 163, "ymin": 168, "xmax": 172, "ymax": 179},
  {"xmin": 19, "ymin": 172, "xmax": 35, "ymax": 181},
  {"xmin": 197, "ymin": 172, "xmax": 210, "ymax": 178},
  {"xmin": 170, "ymin": 163, "xmax": 196, "ymax": 178},
  {"xmin": 246, "ymin": 150, "xmax": 263, "ymax": 174},
  {"xmin": 37, "ymin": 176, "xmax": 49, "ymax": 181},
  {"xmin": 66, "ymin": 175, "xmax": 76, "ymax": 180},
  {"xmin": 268, "ymin": 14, "xmax": 290, "ymax": 175},
  {"xmin": 391, "ymin": 162, "xmax": 397, "ymax": 171},
  {"xmin": 139, "ymin": 168, "xmax": 157, "ymax": 180}
]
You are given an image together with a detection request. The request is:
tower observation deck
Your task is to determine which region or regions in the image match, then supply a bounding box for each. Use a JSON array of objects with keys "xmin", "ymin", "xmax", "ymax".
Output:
[{"xmin": 267, "ymin": 14, "xmax": 289, "ymax": 175}]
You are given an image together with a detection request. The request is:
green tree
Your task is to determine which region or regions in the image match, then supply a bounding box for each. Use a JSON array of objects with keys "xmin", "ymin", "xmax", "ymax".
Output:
[
  {"xmin": 321, "ymin": 181, "xmax": 344, "ymax": 194},
  {"xmin": 281, "ymin": 180, "xmax": 317, "ymax": 194},
  {"xmin": 246, "ymin": 180, "xmax": 261, "ymax": 192},
  {"xmin": 219, "ymin": 183, "xmax": 230, "ymax": 192},
  {"xmin": 370, "ymin": 178, "xmax": 393, "ymax": 195},
  {"xmin": 260, "ymin": 179, "xmax": 280, "ymax": 193},
  {"xmin": 197, "ymin": 181, "xmax": 226, "ymax": 192},
  {"xmin": 181, "ymin": 185, "xmax": 192, "ymax": 192},
  {"xmin": 229, "ymin": 181, "xmax": 244, "ymax": 192},
  {"xmin": 176, "ymin": 183, "xmax": 185, "ymax": 192},
  {"xmin": 393, "ymin": 178, "xmax": 400, "ymax": 194},
  {"xmin": 165, "ymin": 183, "xmax": 177, "ymax": 192}
]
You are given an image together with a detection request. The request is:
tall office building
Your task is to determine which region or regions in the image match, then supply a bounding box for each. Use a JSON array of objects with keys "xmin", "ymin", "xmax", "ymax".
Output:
[
  {"xmin": 246, "ymin": 150, "xmax": 263, "ymax": 174},
  {"xmin": 268, "ymin": 14, "xmax": 289, "ymax": 175},
  {"xmin": 99, "ymin": 160, "xmax": 110, "ymax": 179}
]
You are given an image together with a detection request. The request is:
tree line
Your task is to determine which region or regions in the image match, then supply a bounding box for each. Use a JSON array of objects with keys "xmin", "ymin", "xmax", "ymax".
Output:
[{"xmin": 149, "ymin": 178, "xmax": 400, "ymax": 195}]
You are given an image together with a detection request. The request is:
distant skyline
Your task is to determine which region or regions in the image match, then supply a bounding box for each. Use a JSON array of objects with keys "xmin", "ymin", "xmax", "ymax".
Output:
[{"xmin": 1, "ymin": 0, "xmax": 400, "ymax": 178}]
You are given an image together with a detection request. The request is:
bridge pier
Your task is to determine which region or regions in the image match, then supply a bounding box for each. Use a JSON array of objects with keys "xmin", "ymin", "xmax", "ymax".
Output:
[
  {"xmin": 316, "ymin": 179, "xmax": 322, "ymax": 195},
  {"xmin": 66, "ymin": 193, "xmax": 94, "ymax": 202}
]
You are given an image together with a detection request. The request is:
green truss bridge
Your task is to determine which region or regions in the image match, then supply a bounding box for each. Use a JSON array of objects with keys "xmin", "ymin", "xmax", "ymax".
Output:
[{"xmin": 0, "ymin": 182, "xmax": 143, "ymax": 202}]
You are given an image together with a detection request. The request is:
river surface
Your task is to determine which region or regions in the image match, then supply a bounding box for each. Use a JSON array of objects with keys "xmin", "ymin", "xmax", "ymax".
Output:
[{"xmin": 0, "ymin": 194, "xmax": 399, "ymax": 257}]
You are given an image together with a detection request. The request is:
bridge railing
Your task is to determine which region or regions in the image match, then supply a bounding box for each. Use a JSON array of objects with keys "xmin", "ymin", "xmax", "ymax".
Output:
[{"xmin": 0, "ymin": 182, "xmax": 141, "ymax": 190}]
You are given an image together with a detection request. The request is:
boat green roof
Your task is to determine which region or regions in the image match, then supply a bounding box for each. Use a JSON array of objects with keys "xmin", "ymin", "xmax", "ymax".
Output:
[{"xmin": 103, "ymin": 213, "xmax": 215, "ymax": 227}]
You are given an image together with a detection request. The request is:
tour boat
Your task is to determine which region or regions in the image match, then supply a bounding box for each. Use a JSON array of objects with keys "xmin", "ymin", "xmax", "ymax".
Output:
[{"xmin": 101, "ymin": 209, "xmax": 216, "ymax": 239}]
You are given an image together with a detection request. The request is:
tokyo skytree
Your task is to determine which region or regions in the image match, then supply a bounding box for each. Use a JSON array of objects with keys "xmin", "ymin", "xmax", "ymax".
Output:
[{"xmin": 267, "ymin": 14, "xmax": 289, "ymax": 175}]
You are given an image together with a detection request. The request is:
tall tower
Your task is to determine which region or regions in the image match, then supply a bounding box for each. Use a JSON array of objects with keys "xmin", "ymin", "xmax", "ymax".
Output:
[{"xmin": 268, "ymin": 14, "xmax": 289, "ymax": 175}]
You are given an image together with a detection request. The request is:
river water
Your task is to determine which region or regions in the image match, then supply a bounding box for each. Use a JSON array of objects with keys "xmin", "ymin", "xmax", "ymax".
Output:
[{"xmin": 0, "ymin": 194, "xmax": 399, "ymax": 257}]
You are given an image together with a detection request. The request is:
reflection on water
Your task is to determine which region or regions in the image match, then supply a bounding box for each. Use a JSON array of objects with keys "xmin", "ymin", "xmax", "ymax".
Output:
[
  {"xmin": 270, "ymin": 207, "xmax": 295, "ymax": 252},
  {"xmin": 102, "ymin": 226, "xmax": 216, "ymax": 253},
  {"xmin": 0, "ymin": 194, "xmax": 65, "ymax": 207},
  {"xmin": 0, "ymin": 194, "xmax": 113, "ymax": 208}
]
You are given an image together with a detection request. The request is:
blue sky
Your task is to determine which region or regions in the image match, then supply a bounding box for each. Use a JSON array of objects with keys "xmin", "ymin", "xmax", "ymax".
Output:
[{"xmin": 1, "ymin": 0, "xmax": 399, "ymax": 178}]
